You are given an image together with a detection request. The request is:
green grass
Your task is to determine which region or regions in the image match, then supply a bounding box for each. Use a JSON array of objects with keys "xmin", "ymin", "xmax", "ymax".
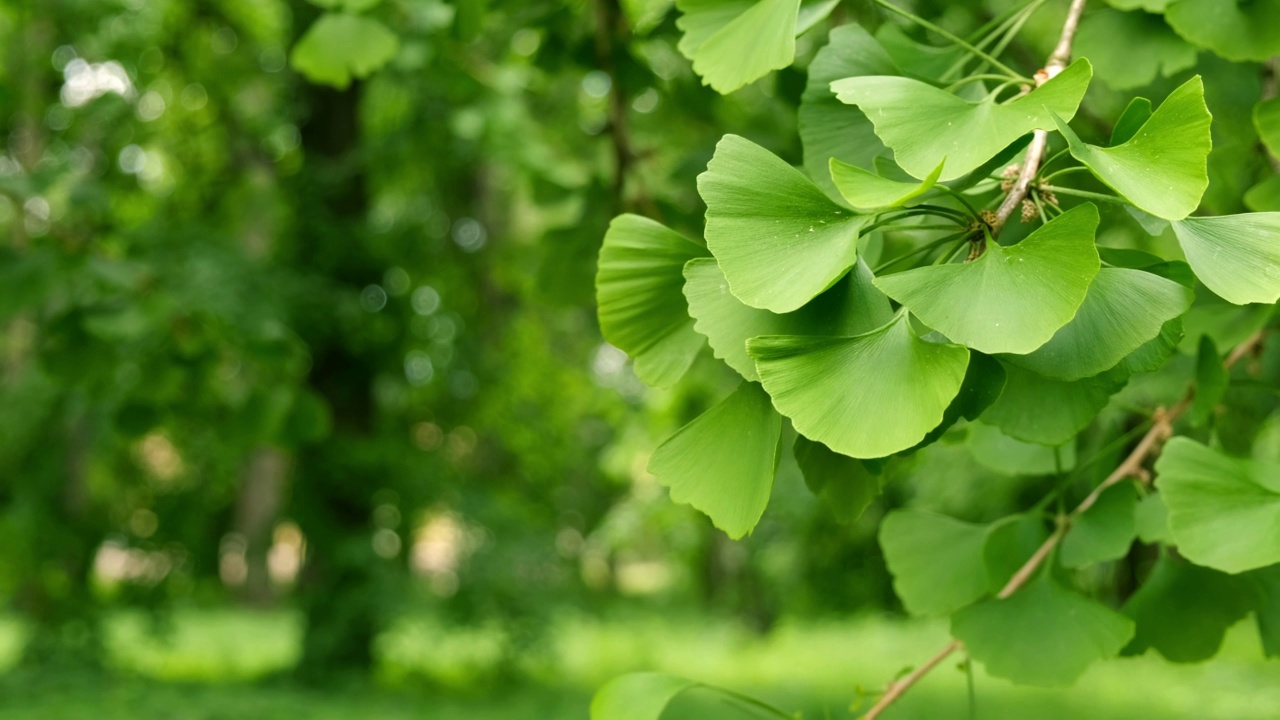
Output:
[{"xmin": 1, "ymin": 609, "xmax": 1278, "ymax": 719}]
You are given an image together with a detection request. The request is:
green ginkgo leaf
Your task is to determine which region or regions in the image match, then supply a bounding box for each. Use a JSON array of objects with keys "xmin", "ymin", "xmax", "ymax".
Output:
[
  {"xmin": 749, "ymin": 314, "xmax": 969, "ymax": 458},
  {"xmin": 1052, "ymin": 77, "xmax": 1211, "ymax": 221},
  {"xmin": 831, "ymin": 59, "xmax": 1092, "ymax": 181},
  {"xmin": 291, "ymin": 13, "xmax": 400, "ymax": 89},
  {"xmin": 1075, "ymin": 9, "xmax": 1196, "ymax": 92},
  {"xmin": 596, "ymin": 215, "xmax": 708, "ymax": 388},
  {"xmin": 1111, "ymin": 97, "xmax": 1153, "ymax": 146},
  {"xmin": 1007, "ymin": 268, "xmax": 1194, "ymax": 380},
  {"xmin": 829, "ymin": 158, "xmax": 944, "ymax": 211},
  {"xmin": 1253, "ymin": 97, "xmax": 1280, "ymax": 158},
  {"xmin": 1165, "ymin": 0, "xmax": 1280, "ymax": 63},
  {"xmin": 795, "ymin": 436, "xmax": 881, "ymax": 524},
  {"xmin": 799, "ymin": 25, "xmax": 897, "ymax": 199},
  {"xmin": 683, "ymin": 257, "xmax": 891, "ymax": 381},
  {"xmin": 1155, "ymin": 437, "xmax": 1280, "ymax": 574},
  {"xmin": 699, "ymin": 134, "xmax": 868, "ymax": 313},
  {"xmin": 981, "ymin": 364, "xmax": 1128, "ymax": 445},
  {"xmin": 952, "ymin": 573, "xmax": 1135, "ymax": 686},
  {"xmin": 591, "ymin": 673, "xmax": 696, "ymax": 720},
  {"xmin": 879, "ymin": 510, "xmax": 991, "ymax": 617},
  {"xmin": 967, "ymin": 421, "xmax": 1075, "ymax": 476},
  {"xmin": 1060, "ymin": 483, "xmax": 1137, "ymax": 569},
  {"xmin": 875, "ymin": 204, "xmax": 1101, "ymax": 355},
  {"xmin": 1122, "ymin": 555, "xmax": 1254, "ymax": 663},
  {"xmin": 1172, "ymin": 213, "xmax": 1280, "ymax": 305}
]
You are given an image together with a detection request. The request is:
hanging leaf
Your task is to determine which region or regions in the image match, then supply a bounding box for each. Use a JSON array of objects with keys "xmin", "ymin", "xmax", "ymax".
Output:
[
  {"xmin": 648, "ymin": 382, "xmax": 782, "ymax": 539},
  {"xmin": 906, "ymin": 352, "xmax": 1007, "ymax": 453},
  {"xmin": 1171, "ymin": 213, "xmax": 1280, "ymax": 305},
  {"xmin": 1120, "ymin": 317, "xmax": 1183, "ymax": 375},
  {"xmin": 596, "ymin": 215, "xmax": 708, "ymax": 388},
  {"xmin": 873, "ymin": 24, "xmax": 966, "ymax": 83},
  {"xmin": 829, "ymin": 158, "xmax": 945, "ymax": 211},
  {"xmin": 1075, "ymin": 9, "xmax": 1196, "ymax": 91},
  {"xmin": 879, "ymin": 510, "xmax": 991, "ymax": 616},
  {"xmin": 981, "ymin": 364, "xmax": 1128, "ymax": 446},
  {"xmin": 1253, "ymin": 97, "xmax": 1280, "ymax": 159},
  {"xmin": 1134, "ymin": 492, "xmax": 1173, "ymax": 544},
  {"xmin": 749, "ymin": 314, "xmax": 969, "ymax": 458},
  {"xmin": 1122, "ymin": 555, "xmax": 1254, "ymax": 662},
  {"xmin": 1052, "ymin": 77, "xmax": 1211, "ymax": 221},
  {"xmin": 699, "ymin": 134, "xmax": 868, "ymax": 313},
  {"xmin": 1245, "ymin": 174, "xmax": 1280, "ymax": 213},
  {"xmin": 967, "ymin": 422, "xmax": 1076, "ymax": 476},
  {"xmin": 1110, "ymin": 97, "xmax": 1153, "ymax": 146},
  {"xmin": 1164, "ymin": 0, "xmax": 1280, "ymax": 63},
  {"xmin": 799, "ymin": 25, "xmax": 897, "ymax": 199},
  {"xmin": 290, "ymin": 13, "xmax": 400, "ymax": 89},
  {"xmin": 1155, "ymin": 437, "xmax": 1280, "ymax": 574},
  {"xmin": 1190, "ymin": 335, "xmax": 1228, "ymax": 426},
  {"xmin": 676, "ymin": 0, "xmax": 837, "ymax": 94},
  {"xmin": 875, "ymin": 204, "xmax": 1101, "ymax": 355},
  {"xmin": 983, "ymin": 514, "xmax": 1050, "ymax": 591},
  {"xmin": 1060, "ymin": 483, "xmax": 1138, "ymax": 569},
  {"xmin": 591, "ymin": 672, "xmax": 792, "ymax": 720},
  {"xmin": 831, "ymin": 59, "xmax": 1092, "ymax": 181},
  {"xmin": 794, "ymin": 436, "xmax": 880, "ymax": 524},
  {"xmin": 683, "ymin": 257, "xmax": 891, "ymax": 381},
  {"xmin": 1007, "ymin": 268, "xmax": 1194, "ymax": 381}
]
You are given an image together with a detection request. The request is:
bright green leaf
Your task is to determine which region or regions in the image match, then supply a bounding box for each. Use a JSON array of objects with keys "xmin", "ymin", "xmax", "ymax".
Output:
[
  {"xmin": 1253, "ymin": 97, "xmax": 1280, "ymax": 158},
  {"xmin": 1155, "ymin": 437, "xmax": 1280, "ymax": 574},
  {"xmin": 1244, "ymin": 174, "xmax": 1280, "ymax": 213},
  {"xmin": 699, "ymin": 134, "xmax": 867, "ymax": 313},
  {"xmin": 873, "ymin": 24, "xmax": 966, "ymax": 83},
  {"xmin": 676, "ymin": 0, "xmax": 836, "ymax": 93},
  {"xmin": 1053, "ymin": 77, "xmax": 1211, "ymax": 221},
  {"xmin": 906, "ymin": 352, "xmax": 1007, "ymax": 454},
  {"xmin": 875, "ymin": 204, "xmax": 1101, "ymax": 355},
  {"xmin": 879, "ymin": 510, "xmax": 990, "ymax": 616},
  {"xmin": 953, "ymin": 573, "xmax": 1134, "ymax": 686},
  {"xmin": 967, "ymin": 422, "xmax": 1075, "ymax": 476},
  {"xmin": 1007, "ymin": 268, "xmax": 1193, "ymax": 381},
  {"xmin": 1104, "ymin": 0, "xmax": 1172, "ymax": 9},
  {"xmin": 1061, "ymin": 483, "xmax": 1138, "ymax": 569},
  {"xmin": 591, "ymin": 672, "xmax": 697, "ymax": 720},
  {"xmin": 981, "ymin": 364, "xmax": 1128, "ymax": 445},
  {"xmin": 1165, "ymin": 0, "xmax": 1280, "ymax": 63},
  {"xmin": 794, "ymin": 435, "xmax": 880, "ymax": 524},
  {"xmin": 290, "ymin": 13, "xmax": 400, "ymax": 89},
  {"xmin": 1135, "ymin": 492, "xmax": 1173, "ymax": 544},
  {"xmin": 1111, "ymin": 97, "xmax": 1153, "ymax": 146},
  {"xmin": 829, "ymin": 158, "xmax": 944, "ymax": 211},
  {"xmin": 596, "ymin": 215, "xmax": 708, "ymax": 388},
  {"xmin": 1123, "ymin": 555, "xmax": 1254, "ymax": 662},
  {"xmin": 648, "ymin": 382, "xmax": 782, "ymax": 539},
  {"xmin": 683, "ymin": 257, "xmax": 890, "ymax": 381},
  {"xmin": 1172, "ymin": 212, "xmax": 1280, "ymax": 305},
  {"xmin": 1075, "ymin": 9, "xmax": 1196, "ymax": 91},
  {"xmin": 832, "ymin": 59, "xmax": 1092, "ymax": 181},
  {"xmin": 749, "ymin": 314, "xmax": 969, "ymax": 459}
]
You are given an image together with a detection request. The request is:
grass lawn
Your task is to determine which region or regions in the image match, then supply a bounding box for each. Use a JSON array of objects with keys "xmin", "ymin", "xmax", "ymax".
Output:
[{"xmin": 0, "ymin": 609, "xmax": 1277, "ymax": 719}]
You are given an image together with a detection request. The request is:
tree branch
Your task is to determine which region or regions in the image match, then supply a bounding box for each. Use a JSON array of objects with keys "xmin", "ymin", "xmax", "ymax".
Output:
[
  {"xmin": 862, "ymin": 327, "xmax": 1266, "ymax": 718},
  {"xmin": 992, "ymin": 0, "xmax": 1089, "ymax": 231}
]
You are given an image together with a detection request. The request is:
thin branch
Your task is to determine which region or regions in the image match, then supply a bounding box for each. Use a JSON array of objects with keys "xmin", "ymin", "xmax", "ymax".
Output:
[
  {"xmin": 860, "ymin": 323, "xmax": 1264, "ymax": 718},
  {"xmin": 992, "ymin": 0, "xmax": 1089, "ymax": 231}
]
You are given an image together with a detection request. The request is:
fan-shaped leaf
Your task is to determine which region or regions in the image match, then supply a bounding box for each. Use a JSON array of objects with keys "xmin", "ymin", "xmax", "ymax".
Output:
[
  {"xmin": 981, "ymin": 364, "xmax": 1127, "ymax": 445},
  {"xmin": 699, "ymin": 134, "xmax": 868, "ymax": 313},
  {"xmin": 1165, "ymin": 0, "xmax": 1280, "ymax": 63},
  {"xmin": 794, "ymin": 436, "xmax": 880, "ymax": 524},
  {"xmin": 591, "ymin": 673, "xmax": 697, "ymax": 720},
  {"xmin": 683, "ymin": 257, "xmax": 891, "ymax": 381},
  {"xmin": 749, "ymin": 314, "xmax": 969, "ymax": 458},
  {"xmin": 1122, "ymin": 555, "xmax": 1254, "ymax": 663},
  {"xmin": 291, "ymin": 13, "xmax": 400, "ymax": 89},
  {"xmin": 967, "ymin": 422, "xmax": 1075, "ymax": 476},
  {"xmin": 1253, "ymin": 97, "xmax": 1280, "ymax": 158},
  {"xmin": 829, "ymin": 158, "xmax": 944, "ymax": 211},
  {"xmin": 676, "ymin": 0, "xmax": 835, "ymax": 94},
  {"xmin": 1052, "ymin": 77, "xmax": 1211, "ymax": 221},
  {"xmin": 596, "ymin": 215, "xmax": 708, "ymax": 388},
  {"xmin": 648, "ymin": 382, "xmax": 782, "ymax": 539},
  {"xmin": 1060, "ymin": 483, "xmax": 1137, "ymax": 569},
  {"xmin": 831, "ymin": 59, "xmax": 1092, "ymax": 181},
  {"xmin": 1007, "ymin": 268, "xmax": 1193, "ymax": 380},
  {"xmin": 879, "ymin": 510, "xmax": 990, "ymax": 616},
  {"xmin": 875, "ymin": 204, "xmax": 1101, "ymax": 355},
  {"xmin": 952, "ymin": 573, "xmax": 1135, "ymax": 686},
  {"xmin": 1155, "ymin": 437, "xmax": 1280, "ymax": 574},
  {"xmin": 1172, "ymin": 213, "xmax": 1280, "ymax": 305},
  {"xmin": 1075, "ymin": 9, "xmax": 1195, "ymax": 91}
]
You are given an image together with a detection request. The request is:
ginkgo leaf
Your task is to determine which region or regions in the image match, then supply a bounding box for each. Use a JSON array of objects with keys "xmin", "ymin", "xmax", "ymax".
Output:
[
  {"xmin": 879, "ymin": 510, "xmax": 990, "ymax": 617},
  {"xmin": 1155, "ymin": 437, "xmax": 1280, "ymax": 574},
  {"xmin": 831, "ymin": 59, "xmax": 1092, "ymax": 181},
  {"xmin": 1253, "ymin": 97, "xmax": 1280, "ymax": 158},
  {"xmin": 1245, "ymin": 174, "xmax": 1280, "ymax": 213},
  {"xmin": 799, "ymin": 25, "xmax": 897, "ymax": 199},
  {"xmin": 984, "ymin": 514, "xmax": 1050, "ymax": 591},
  {"xmin": 875, "ymin": 204, "xmax": 1101, "ymax": 355},
  {"xmin": 1135, "ymin": 492, "xmax": 1172, "ymax": 544},
  {"xmin": 1172, "ymin": 213, "xmax": 1280, "ymax": 305},
  {"xmin": 1006, "ymin": 268, "xmax": 1194, "ymax": 381},
  {"xmin": 952, "ymin": 573, "xmax": 1135, "ymax": 686},
  {"xmin": 591, "ymin": 673, "xmax": 697, "ymax": 720},
  {"xmin": 1190, "ymin": 335, "xmax": 1227, "ymax": 426},
  {"xmin": 749, "ymin": 314, "xmax": 969, "ymax": 458},
  {"xmin": 699, "ymin": 134, "xmax": 868, "ymax": 313},
  {"xmin": 676, "ymin": 0, "xmax": 835, "ymax": 93},
  {"xmin": 829, "ymin": 158, "xmax": 944, "ymax": 211},
  {"xmin": 873, "ymin": 24, "xmax": 965, "ymax": 83},
  {"xmin": 1060, "ymin": 483, "xmax": 1137, "ymax": 569},
  {"xmin": 1165, "ymin": 0, "xmax": 1280, "ymax": 63},
  {"xmin": 1122, "ymin": 555, "xmax": 1254, "ymax": 663},
  {"xmin": 596, "ymin": 215, "xmax": 708, "ymax": 388},
  {"xmin": 795, "ymin": 436, "xmax": 880, "ymax": 524},
  {"xmin": 648, "ymin": 382, "xmax": 781, "ymax": 539},
  {"xmin": 1075, "ymin": 9, "xmax": 1196, "ymax": 91},
  {"xmin": 1052, "ymin": 77, "xmax": 1211, "ymax": 221},
  {"xmin": 290, "ymin": 13, "xmax": 400, "ymax": 89},
  {"xmin": 967, "ymin": 421, "xmax": 1075, "ymax": 476},
  {"xmin": 981, "ymin": 364, "xmax": 1128, "ymax": 445},
  {"xmin": 1111, "ymin": 97, "xmax": 1152, "ymax": 146},
  {"xmin": 683, "ymin": 257, "xmax": 891, "ymax": 381}
]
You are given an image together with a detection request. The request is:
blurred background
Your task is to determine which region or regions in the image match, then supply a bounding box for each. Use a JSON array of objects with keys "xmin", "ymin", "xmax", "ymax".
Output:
[{"xmin": 1, "ymin": 0, "xmax": 1278, "ymax": 718}]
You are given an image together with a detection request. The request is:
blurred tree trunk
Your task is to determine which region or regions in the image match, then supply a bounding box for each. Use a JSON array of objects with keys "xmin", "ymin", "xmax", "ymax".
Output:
[{"xmin": 234, "ymin": 448, "xmax": 289, "ymax": 607}]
